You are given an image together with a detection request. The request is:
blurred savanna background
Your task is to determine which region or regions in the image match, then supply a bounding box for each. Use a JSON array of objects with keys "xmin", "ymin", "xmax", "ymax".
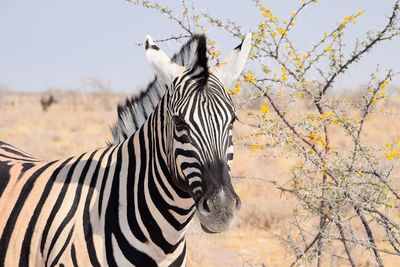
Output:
[{"xmin": 1, "ymin": 0, "xmax": 400, "ymax": 266}]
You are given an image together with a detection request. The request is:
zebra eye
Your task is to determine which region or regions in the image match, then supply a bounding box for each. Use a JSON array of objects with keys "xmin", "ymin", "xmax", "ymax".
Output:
[
  {"xmin": 172, "ymin": 115, "xmax": 188, "ymax": 130},
  {"xmin": 231, "ymin": 114, "xmax": 238, "ymax": 125}
]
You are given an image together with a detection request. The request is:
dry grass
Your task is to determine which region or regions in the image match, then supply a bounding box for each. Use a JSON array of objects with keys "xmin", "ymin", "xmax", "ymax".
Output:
[{"xmin": 1, "ymin": 91, "xmax": 399, "ymax": 266}]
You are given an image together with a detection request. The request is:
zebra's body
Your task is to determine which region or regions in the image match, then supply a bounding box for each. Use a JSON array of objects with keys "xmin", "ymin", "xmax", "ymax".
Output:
[
  {"xmin": 0, "ymin": 33, "xmax": 251, "ymax": 266},
  {"xmin": 0, "ymin": 97, "xmax": 193, "ymax": 266}
]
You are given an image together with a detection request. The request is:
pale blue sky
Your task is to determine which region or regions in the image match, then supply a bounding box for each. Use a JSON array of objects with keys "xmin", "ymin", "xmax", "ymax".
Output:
[{"xmin": 0, "ymin": 0, "xmax": 399, "ymax": 92}]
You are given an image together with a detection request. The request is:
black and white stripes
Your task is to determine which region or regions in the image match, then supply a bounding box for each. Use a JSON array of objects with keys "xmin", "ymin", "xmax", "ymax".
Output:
[{"xmin": 0, "ymin": 33, "xmax": 252, "ymax": 266}]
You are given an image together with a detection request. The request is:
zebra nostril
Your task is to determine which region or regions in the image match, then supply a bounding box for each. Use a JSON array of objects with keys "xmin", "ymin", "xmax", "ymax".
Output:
[
  {"xmin": 202, "ymin": 199, "xmax": 211, "ymax": 213},
  {"xmin": 235, "ymin": 197, "xmax": 242, "ymax": 210}
]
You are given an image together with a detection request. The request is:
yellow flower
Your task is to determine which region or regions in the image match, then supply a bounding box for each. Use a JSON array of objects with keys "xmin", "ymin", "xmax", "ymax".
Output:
[
  {"xmin": 244, "ymin": 73, "xmax": 256, "ymax": 84},
  {"xmin": 229, "ymin": 81, "xmax": 242, "ymax": 95},
  {"xmin": 260, "ymin": 105, "xmax": 270, "ymax": 114},
  {"xmin": 250, "ymin": 143, "xmax": 257, "ymax": 152},
  {"xmin": 296, "ymin": 61, "xmax": 303, "ymax": 69},
  {"xmin": 278, "ymin": 27, "xmax": 287, "ymax": 36},
  {"xmin": 357, "ymin": 10, "xmax": 363, "ymax": 16},
  {"xmin": 281, "ymin": 75, "xmax": 288, "ymax": 82},
  {"xmin": 291, "ymin": 11, "xmax": 296, "ymax": 18},
  {"xmin": 297, "ymin": 92, "xmax": 304, "ymax": 99},
  {"xmin": 384, "ymin": 151, "xmax": 400, "ymax": 161},
  {"xmin": 343, "ymin": 16, "xmax": 352, "ymax": 22},
  {"xmin": 259, "ymin": 22, "xmax": 266, "ymax": 30},
  {"xmin": 324, "ymin": 111, "xmax": 334, "ymax": 118},
  {"xmin": 325, "ymin": 45, "xmax": 333, "ymax": 52}
]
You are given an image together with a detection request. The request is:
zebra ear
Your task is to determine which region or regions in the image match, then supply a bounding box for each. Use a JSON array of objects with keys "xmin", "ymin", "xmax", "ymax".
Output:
[
  {"xmin": 145, "ymin": 35, "xmax": 185, "ymax": 83},
  {"xmin": 210, "ymin": 33, "xmax": 252, "ymax": 86}
]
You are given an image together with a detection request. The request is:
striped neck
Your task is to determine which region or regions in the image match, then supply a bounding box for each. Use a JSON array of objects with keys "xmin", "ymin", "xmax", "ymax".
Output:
[{"xmin": 104, "ymin": 96, "xmax": 195, "ymax": 266}]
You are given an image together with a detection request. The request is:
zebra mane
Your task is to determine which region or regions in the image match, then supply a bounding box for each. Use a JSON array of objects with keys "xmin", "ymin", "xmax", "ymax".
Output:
[{"xmin": 109, "ymin": 34, "xmax": 208, "ymax": 145}]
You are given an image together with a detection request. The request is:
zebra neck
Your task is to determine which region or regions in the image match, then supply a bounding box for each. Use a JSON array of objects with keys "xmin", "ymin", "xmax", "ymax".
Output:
[{"xmin": 105, "ymin": 102, "xmax": 195, "ymax": 264}]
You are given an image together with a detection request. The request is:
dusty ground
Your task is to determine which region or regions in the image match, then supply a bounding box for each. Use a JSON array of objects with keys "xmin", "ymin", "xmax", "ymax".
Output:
[{"xmin": 0, "ymin": 91, "xmax": 399, "ymax": 266}]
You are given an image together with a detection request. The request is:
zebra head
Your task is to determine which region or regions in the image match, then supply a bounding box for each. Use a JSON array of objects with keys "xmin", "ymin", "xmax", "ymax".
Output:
[{"xmin": 145, "ymin": 34, "xmax": 251, "ymax": 233}]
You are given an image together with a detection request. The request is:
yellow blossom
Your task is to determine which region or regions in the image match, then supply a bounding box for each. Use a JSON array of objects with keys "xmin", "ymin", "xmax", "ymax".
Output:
[
  {"xmin": 278, "ymin": 28, "xmax": 287, "ymax": 35},
  {"xmin": 297, "ymin": 92, "xmax": 304, "ymax": 99},
  {"xmin": 244, "ymin": 73, "xmax": 256, "ymax": 83},
  {"xmin": 229, "ymin": 81, "xmax": 242, "ymax": 95},
  {"xmin": 281, "ymin": 75, "xmax": 289, "ymax": 82},
  {"xmin": 357, "ymin": 10, "xmax": 363, "ymax": 16},
  {"xmin": 250, "ymin": 143, "xmax": 257, "ymax": 152},
  {"xmin": 343, "ymin": 16, "xmax": 352, "ymax": 22},
  {"xmin": 385, "ymin": 151, "xmax": 400, "ymax": 161},
  {"xmin": 260, "ymin": 105, "xmax": 270, "ymax": 114},
  {"xmin": 325, "ymin": 45, "xmax": 334, "ymax": 52},
  {"xmin": 291, "ymin": 11, "xmax": 296, "ymax": 17}
]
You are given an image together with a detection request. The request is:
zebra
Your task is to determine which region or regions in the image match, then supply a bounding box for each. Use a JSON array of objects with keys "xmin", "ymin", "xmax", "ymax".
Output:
[{"xmin": 0, "ymin": 33, "xmax": 251, "ymax": 266}]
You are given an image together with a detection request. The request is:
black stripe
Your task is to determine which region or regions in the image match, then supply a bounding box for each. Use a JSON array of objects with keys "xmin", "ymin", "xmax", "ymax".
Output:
[
  {"xmin": 138, "ymin": 125, "xmax": 177, "ymax": 254},
  {"xmin": 0, "ymin": 153, "xmax": 38, "ymax": 162},
  {"xmin": 126, "ymin": 136, "xmax": 147, "ymax": 242},
  {"xmin": 49, "ymin": 226, "xmax": 75, "ymax": 267},
  {"xmin": 104, "ymin": 145, "xmax": 157, "ymax": 267},
  {"xmin": 98, "ymin": 146, "xmax": 118, "ymax": 216},
  {"xmin": 40, "ymin": 154, "xmax": 86, "ymax": 255},
  {"xmin": 83, "ymin": 147, "xmax": 112, "ymax": 267},
  {"xmin": 45, "ymin": 151, "xmax": 98, "ymax": 265},
  {"xmin": 0, "ymin": 146, "xmax": 36, "ymax": 159},
  {"xmin": 169, "ymin": 242, "xmax": 187, "ymax": 267},
  {"xmin": 19, "ymin": 157, "xmax": 73, "ymax": 267},
  {"xmin": 0, "ymin": 161, "xmax": 56, "ymax": 266},
  {"xmin": 71, "ymin": 244, "xmax": 78, "ymax": 267},
  {"xmin": 0, "ymin": 161, "xmax": 11, "ymax": 198}
]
